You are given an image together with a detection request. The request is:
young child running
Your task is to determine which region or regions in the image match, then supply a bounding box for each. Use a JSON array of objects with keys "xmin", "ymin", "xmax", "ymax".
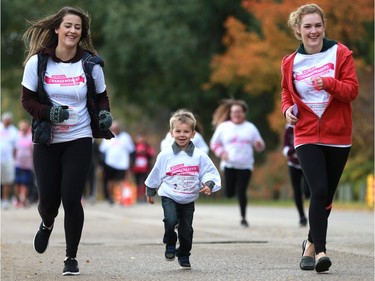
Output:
[{"xmin": 145, "ymin": 109, "xmax": 221, "ymax": 269}]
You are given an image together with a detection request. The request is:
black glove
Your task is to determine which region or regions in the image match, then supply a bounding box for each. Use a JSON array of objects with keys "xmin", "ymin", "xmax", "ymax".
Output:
[
  {"xmin": 99, "ymin": 110, "xmax": 112, "ymax": 130},
  {"xmin": 49, "ymin": 106, "xmax": 69, "ymax": 123}
]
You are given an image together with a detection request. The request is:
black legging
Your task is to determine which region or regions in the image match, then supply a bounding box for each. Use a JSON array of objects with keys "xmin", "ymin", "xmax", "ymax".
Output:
[
  {"xmin": 288, "ymin": 165, "xmax": 309, "ymax": 220},
  {"xmin": 224, "ymin": 168, "xmax": 252, "ymax": 219},
  {"xmin": 33, "ymin": 138, "xmax": 92, "ymax": 258},
  {"xmin": 296, "ymin": 144, "xmax": 350, "ymax": 254}
]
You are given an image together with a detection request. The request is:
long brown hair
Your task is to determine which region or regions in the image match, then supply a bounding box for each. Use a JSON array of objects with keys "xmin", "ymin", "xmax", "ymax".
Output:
[
  {"xmin": 22, "ymin": 6, "xmax": 96, "ymax": 66},
  {"xmin": 211, "ymin": 99, "xmax": 248, "ymax": 128}
]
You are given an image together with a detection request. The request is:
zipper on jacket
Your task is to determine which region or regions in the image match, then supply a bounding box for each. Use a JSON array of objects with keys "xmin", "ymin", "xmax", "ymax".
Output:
[{"xmin": 318, "ymin": 117, "xmax": 322, "ymax": 143}]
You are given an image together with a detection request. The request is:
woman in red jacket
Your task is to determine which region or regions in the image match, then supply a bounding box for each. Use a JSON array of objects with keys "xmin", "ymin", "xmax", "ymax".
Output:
[{"xmin": 281, "ymin": 3, "xmax": 359, "ymax": 273}]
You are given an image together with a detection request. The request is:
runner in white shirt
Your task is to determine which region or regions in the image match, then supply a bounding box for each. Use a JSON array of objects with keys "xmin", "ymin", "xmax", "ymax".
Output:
[
  {"xmin": 210, "ymin": 99, "xmax": 265, "ymax": 228},
  {"xmin": 145, "ymin": 109, "xmax": 221, "ymax": 270},
  {"xmin": 0, "ymin": 112, "xmax": 18, "ymax": 209},
  {"xmin": 100, "ymin": 120, "xmax": 135, "ymax": 204}
]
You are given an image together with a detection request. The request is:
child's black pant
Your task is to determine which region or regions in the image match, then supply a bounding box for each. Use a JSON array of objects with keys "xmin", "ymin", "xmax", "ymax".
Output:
[{"xmin": 161, "ymin": 196, "xmax": 195, "ymax": 257}]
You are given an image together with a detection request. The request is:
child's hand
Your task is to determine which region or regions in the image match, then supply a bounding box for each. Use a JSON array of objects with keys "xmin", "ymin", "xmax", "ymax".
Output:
[
  {"xmin": 199, "ymin": 184, "xmax": 212, "ymax": 196},
  {"xmin": 147, "ymin": 196, "xmax": 155, "ymax": 204}
]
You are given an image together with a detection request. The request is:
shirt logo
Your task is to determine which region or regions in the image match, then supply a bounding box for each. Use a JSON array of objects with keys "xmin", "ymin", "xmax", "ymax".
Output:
[
  {"xmin": 166, "ymin": 164, "xmax": 199, "ymax": 176},
  {"xmin": 295, "ymin": 63, "xmax": 334, "ymax": 81},
  {"xmin": 45, "ymin": 75, "xmax": 85, "ymax": 86}
]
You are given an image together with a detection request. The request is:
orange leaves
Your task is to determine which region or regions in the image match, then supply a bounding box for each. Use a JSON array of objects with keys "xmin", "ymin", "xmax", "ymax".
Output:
[
  {"xmin": 319, "ymin": 0, "xmax": 373, "ymax": 45},
  {"xmin": 206, "ymin": 16, "xmax": 279, "ymax": 94},
  {"xmin": 242, "ymin": 0, "xmax": 294, "ymax": 22}
]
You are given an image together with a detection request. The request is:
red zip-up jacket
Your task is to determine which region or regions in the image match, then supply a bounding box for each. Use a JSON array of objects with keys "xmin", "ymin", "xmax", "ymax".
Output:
[{"xmin": 281, "ymin": 42, "xmax": 359, "ymax": 147}]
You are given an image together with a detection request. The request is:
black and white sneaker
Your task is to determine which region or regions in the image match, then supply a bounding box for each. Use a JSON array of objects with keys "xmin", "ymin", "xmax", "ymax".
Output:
[
  {"xmin": 63, "ymin": 258, "xmax": 80, "ymax": 276},
  {"xmin": 178, "ymin": 256, "xmax": 191, "ymax": 270},
  {"xmin": 165, "ymin": 245, "xmax": 176, "ymax": 261},
  {"xmin": 33, "ymin": 222, "xmax": 53, "ymax": 254}
]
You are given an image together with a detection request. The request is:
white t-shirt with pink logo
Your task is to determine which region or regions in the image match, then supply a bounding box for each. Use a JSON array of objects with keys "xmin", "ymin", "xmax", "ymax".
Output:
[
  {"xmin": 293, "ymin": 45, "xmax": 337, "ymax": 117},
  {"xmin": 210, "ymin": 120, "xmax": 265, "ymax": 170},
  {"xmin": 99, "ymin": 131, "xmax": 135, "ymax": 170},
  {"xmin": 145, "ymin": 146, "xmax": 221, "ymax": 204},
  {"xmin": 21, "ymin": 54, "xmax": 106, "ymax": 143}
]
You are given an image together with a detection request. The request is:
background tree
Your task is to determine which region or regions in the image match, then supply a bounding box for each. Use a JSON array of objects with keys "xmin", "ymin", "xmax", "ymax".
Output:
[
  {"xmin": 2, "ymin": 0, "xmax": 256, "ymax": 137},
  {"xmin": 96, "ymin": 0, "xmax": 262, "ymax": 138}
]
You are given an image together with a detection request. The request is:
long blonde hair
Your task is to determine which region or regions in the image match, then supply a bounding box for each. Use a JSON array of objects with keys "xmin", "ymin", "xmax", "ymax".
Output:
[{"xmin": 22, "ymin": 6, "xmax": 96, "ymax": 66}]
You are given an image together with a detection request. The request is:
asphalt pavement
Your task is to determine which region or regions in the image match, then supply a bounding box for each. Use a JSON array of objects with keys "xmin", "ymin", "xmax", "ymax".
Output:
[{"xmin": 1, "ymin": 200, "xmax": 374, "ymax": 281}]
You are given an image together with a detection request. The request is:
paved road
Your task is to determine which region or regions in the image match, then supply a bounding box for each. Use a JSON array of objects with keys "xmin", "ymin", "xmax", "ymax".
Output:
[{"xmin": 1, "ymin": 201, "xmax": 374, "ymax": 280}]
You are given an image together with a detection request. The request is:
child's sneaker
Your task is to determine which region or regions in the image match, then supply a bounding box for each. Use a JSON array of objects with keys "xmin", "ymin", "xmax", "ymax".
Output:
[
  {"xmin": 165, "ymin": 244, "xmax": 176, "ymax": 261},
  {"xmin": 63, "ymin": 258, "xmax": 80, "ymax": 276},
  {"xmin": 33, "ymin": 222, "xmax": 53, "ymax": 254},
  {"xmin": 178, "ymin": 255, "xmax": 191, "ymax": 270}
]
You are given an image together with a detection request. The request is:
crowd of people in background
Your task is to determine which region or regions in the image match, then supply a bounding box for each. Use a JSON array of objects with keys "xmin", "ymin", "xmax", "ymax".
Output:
[
  {"xmin": 3, "ymin": 97, "xmax": 277, "ymax": 234},
  {"xmin": 1, "ymin": 101, "xmax": 305, "ymax": 216},
  {"xmin": 1, "ymin": 97, "xmax": 269, "ymax": 212},
  {"xmin": 1, "ymin": 112, "xmax": 37, "ymax": 209},
  {"xmin": 0, "ymin": 112, "xmax": 150, "ymax": 208}
]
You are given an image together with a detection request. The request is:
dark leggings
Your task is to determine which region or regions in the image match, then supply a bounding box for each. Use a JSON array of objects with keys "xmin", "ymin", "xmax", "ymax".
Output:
[
  {"xmin": 33, "ymin": 138, "xmax": 92, "ymax": 258},
  {"xmin": 296, "ymin": 144, "xmax": 350, "ymax": 254},
  {"xmin": 224, "ymin": 168, "xmax": 252, "ymax": 219},
  {"xmin": 288, "ymin": 165, "xmax": 309, "ymax": 219}
]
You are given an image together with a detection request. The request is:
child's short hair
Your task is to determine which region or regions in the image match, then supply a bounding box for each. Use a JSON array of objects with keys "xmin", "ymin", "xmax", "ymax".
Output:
[{"xmin": 169, "ymin": 109, "xmax": 196, "ymax": 131}]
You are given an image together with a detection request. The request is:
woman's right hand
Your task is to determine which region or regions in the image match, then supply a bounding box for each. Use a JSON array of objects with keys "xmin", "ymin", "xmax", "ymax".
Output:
[{"xmin": 285, "ymin": 106, "xmax": 298, "ymax": 125}]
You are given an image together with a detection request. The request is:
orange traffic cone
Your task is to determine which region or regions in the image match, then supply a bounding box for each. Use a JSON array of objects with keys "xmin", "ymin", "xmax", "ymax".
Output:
[{"xmin": 121, "ymin": 181, "xmax": 137, "ymax": 206}]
